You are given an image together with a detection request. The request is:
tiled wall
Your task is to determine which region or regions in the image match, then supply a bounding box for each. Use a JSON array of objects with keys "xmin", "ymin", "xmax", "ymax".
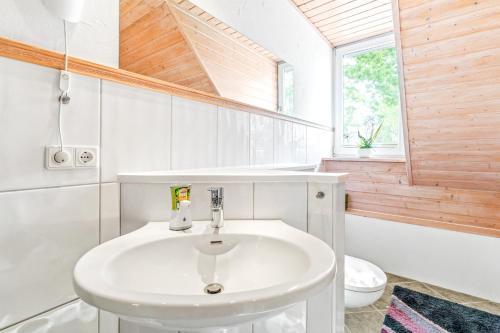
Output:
[{"xmin": 0, "ymin": 56, "xmax": 332, "ymax": 333}]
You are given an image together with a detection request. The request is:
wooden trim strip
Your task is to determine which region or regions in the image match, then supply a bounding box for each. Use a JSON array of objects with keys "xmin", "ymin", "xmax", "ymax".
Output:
[
  {"xmin": 391, "ymin": 0, "xmax": 414, "ymax": 185},
  {"xmin": 347, "ymin": 209, "xmax": 500, "ymax": 238},
  {"xmin": 0, "ymin": 36, "xmax": 333, "ymax": 132}
]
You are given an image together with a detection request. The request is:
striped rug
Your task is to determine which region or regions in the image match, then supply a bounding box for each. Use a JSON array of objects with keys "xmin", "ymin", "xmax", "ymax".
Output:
[{"xmin": 381, "ymin": 286, "xmax": 500, "ymax": 333}]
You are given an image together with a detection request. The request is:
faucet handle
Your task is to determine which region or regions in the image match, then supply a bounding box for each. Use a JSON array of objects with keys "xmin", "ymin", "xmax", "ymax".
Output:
[{"xmin": 207, "ymin": 187, "xmax": 224, "ymax": 208}]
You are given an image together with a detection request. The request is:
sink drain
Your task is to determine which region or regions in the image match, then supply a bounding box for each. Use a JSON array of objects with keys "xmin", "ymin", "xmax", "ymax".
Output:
[{"xmin": 204, "ymin": 283, "xmax": 224, "ymax": 294}]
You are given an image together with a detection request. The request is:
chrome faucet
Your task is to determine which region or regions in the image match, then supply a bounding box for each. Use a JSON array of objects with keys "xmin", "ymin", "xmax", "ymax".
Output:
[{"xmin": 208, "ymin": 187, "xmax": 224, "ymax": 228}]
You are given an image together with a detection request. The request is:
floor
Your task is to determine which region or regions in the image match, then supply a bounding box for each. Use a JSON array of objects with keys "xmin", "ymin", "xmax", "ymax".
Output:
[{"xmin": 344, "ymin": 273, "xmax": 500, "ymax": 333}]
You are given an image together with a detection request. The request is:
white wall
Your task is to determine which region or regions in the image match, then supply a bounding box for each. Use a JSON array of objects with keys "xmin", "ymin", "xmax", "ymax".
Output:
[
  {"xmin": 0, "ymin": 55, "xmax": 332, "ymax": 333},
  {"xmin": 190, "ymin": 0, "xmax": 333, "ymax": 126},
  {"xmin": 345, "ymin": 214, "xmax": 500, "ymax": 303},
  {"xmin": 0, "ymin": 0, "xmax": 119, "ymax": 67}
]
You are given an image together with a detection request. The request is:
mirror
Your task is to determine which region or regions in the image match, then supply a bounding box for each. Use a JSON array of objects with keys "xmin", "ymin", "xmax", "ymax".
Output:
[{"xmin": 119, "ymin": 0, "xmax": 280, "ymax": 112}]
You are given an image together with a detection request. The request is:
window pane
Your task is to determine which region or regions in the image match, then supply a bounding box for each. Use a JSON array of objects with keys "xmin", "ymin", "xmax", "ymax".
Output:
[{"xmin": 342, "ymin": 47, "xmax": 401, "ymax": 146}]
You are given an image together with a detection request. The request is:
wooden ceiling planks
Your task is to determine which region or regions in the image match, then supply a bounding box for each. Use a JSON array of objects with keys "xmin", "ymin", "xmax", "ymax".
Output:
[
  {"xmin": 291, "ymin": 0, "xmax": 394, "ymax": 46},
  {"xmin": 397, "ymin": 0, "xmax": 500, "ymax": 192}
]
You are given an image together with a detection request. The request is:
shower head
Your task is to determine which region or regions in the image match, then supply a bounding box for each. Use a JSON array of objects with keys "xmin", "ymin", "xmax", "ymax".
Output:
[{"xmin": 42, "ymin": 0, "xmax": 86, "ymax": 23}]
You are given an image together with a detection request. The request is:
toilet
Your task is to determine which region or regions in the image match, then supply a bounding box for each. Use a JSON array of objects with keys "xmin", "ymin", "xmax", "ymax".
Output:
[{"xmin": 344, "ymin": 255, "xmax": 387, "ymax": 308}]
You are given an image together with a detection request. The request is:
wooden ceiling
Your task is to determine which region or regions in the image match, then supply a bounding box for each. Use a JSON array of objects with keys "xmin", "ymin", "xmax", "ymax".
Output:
[{"xmin": 291, "ymin": 0, "xmax": 395, "ymax": 46}]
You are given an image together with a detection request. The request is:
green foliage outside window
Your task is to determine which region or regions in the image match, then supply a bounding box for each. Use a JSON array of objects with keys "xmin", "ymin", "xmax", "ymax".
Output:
[{"xmin": 342, "ymin": 47, "xmax": 401, "ymax": 146}]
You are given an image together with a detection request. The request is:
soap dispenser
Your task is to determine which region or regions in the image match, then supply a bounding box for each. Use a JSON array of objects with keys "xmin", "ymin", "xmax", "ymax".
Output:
[{"xmin": 170, "ymin": 200, "xmax": 192, "ymax": 231}]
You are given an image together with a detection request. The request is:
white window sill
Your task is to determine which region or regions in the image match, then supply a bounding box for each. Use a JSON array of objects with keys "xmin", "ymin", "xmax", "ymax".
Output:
[{"xmin": 325, "ymin": 155, "xmax": 406, "ymax": 163}]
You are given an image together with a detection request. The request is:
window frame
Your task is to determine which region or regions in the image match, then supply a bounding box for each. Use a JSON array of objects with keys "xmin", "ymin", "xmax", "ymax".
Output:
[
  {"xmin": 334, "ymin": 33, "xmax": 405, "ymax": 157},
  {"xmin": 277, "ymin": 61, "xmax": 294, "ymax": 114}
]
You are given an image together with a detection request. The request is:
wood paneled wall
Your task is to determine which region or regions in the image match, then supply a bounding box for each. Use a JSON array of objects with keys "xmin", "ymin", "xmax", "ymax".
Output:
[
  {"xmin": 169, "ymin": 2, "xmax": 278, "ymax": 111},
  {"xmin": 322, "ymin": 159, "xmax": 500, "ymax": 237},
  {"xmin": 120, "ymin": 0, "xmax": 278, "ymax": 111},
  {"xmin": 321, "ymin": 1, "xmax": 500, "ymax": 237},
  {"xmin": 120, "ymin": 0, "xmax": 217, "ymax": 93},
  {"xmin": 398, "ymin": 0, "xmax": 500, "ymax": 191}
]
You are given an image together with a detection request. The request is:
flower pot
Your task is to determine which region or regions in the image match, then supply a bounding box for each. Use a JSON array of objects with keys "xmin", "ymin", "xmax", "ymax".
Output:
[{"xmin": 357, "ymin": 148, "xmax": 372, "ymax": 158}]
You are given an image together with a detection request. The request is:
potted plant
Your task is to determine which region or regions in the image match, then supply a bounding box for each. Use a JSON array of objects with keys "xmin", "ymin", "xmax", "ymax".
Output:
[{"xmin": 357, "ymin": 123, "xmax": 382, "ymax": 158}]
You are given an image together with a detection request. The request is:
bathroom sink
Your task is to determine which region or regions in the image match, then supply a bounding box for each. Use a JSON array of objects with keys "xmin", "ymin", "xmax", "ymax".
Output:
[{"xmin": 73, "ymin": 220, "xmax": 336, "ymax": 330}]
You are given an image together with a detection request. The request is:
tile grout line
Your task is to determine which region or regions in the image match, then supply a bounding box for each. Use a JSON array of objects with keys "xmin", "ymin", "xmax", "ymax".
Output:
[
  {"xmin": 170, "ymin": 96, "xmax": 173, "ymax": 170},
  {"xmin": 98, "ymin": 79, "xmax": 103, "ymax": 247},
  {"xmin": 0, "ymin": 182, "xmax": 102, "ymax": 194}
]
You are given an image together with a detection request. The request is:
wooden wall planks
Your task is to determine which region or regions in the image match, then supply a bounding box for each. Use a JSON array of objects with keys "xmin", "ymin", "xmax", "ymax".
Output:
[
  {"xmin": 322, "ymin": 159, "xmax": 500, "ymax": 237},
  {"xmin": 119, "ymin": 0, "xmax": 278, "ymax": 111},
  {"xmin": 120, "ymin": 0, "xmax": 218, "ymax": 94},
  {"xmin": 321, "ymin": 0, "xmax": 500, "ymax": 237},
  {"xmin": 397, "ymin": 0, "xmax": 500, "ymax": 191},
  {"xmin": 168, "ymin": 1, "xmax": 278, "ymax": 111}
]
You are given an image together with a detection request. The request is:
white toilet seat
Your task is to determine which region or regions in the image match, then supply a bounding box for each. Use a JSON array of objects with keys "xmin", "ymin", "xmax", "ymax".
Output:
[
  {"xmin": 344, "ymin": 255, "xmax": 387, "ymax": 308},
  {"xmin": 345, "ymin": 255, "xmax": 387, "ymax": 293}
]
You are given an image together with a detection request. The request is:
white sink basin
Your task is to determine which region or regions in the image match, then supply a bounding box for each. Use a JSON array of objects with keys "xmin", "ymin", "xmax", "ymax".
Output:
[{"xmin": 74, "ymin": 220, "xmax": 336, "ymax": 330}]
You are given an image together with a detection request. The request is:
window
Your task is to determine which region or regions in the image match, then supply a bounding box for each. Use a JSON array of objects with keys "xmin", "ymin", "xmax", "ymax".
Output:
[
  {"xmin": 278, "ymin": 61, "xmax": 294, "ymax": 114},
  {"xmin": 334, "ymin": 34, "xmax": 404, "ymax": 156}
]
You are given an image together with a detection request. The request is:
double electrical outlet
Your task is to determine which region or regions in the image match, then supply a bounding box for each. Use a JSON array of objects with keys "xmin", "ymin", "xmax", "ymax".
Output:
[{"xmin": 45, "ymin": 146, "xmax": 98, "ymax": 169}]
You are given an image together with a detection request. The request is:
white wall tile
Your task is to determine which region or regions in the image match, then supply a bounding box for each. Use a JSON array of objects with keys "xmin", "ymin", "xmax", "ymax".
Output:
[
  {"xmin": 254, "ymin": 182, "xmax": 307, "ymax": 231},
  {"xmin": 0, "ymin": 300, "xmax": 97, "ymax": 333},
  {"xmin": 120, "ymin": 184, "xmax": 172, "ymax": 235},
  {"xmin": 101, "ymin": 81, "xmax": 172, "ymax": 182},
  {"xmin": 306, "ymin": 127, "xmax": 332, "ymax": 165},
  {"xmin": 217, "ymin": 108, "xmax": 250, "ymax": 167},
  {"xmin": 189, "ymin": 183, "xmax": 253, "ymax": 221},
  {"xmin": 0, "ymin": 58, "xmax": 100, "ymax": 192},
  {"xmin": 171, "ymin": 97, "xmax": 217, "ymax": 170},
  {"xmin": 250, "ymin": 114, "xmax": 274, "ymax": 166},
  {"xmin": 273, "ymin": 120, "xmax": 294, "ymax": 165},
  {"xmin": 100, "ymin": 183, "xmax": 121, "ymax": 243},
  {"xmin": 292, "ymin": 123, "xmax": 307, "ymax": 164},
  {"xmin": 120, "ymin": 183, "xmax": 253, "ymax": 234},
  {"xmin": 0, "ymin": 185, "xmax": 99, "ymax": 329}
]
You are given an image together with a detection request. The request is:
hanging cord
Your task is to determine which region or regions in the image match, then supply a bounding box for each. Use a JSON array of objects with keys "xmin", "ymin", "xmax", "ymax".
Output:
[{"xmin": 58, "ymin": 20, "xmax": 69, "ymax": 152}]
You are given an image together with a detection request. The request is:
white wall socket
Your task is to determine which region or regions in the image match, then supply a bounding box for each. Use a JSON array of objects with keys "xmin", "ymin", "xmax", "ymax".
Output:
[
  {"xmin": 46, "ymin": 146, "xmax": 74, "ymax": 169},
  {"xmin": 45, "ymin": 146, "xmax": 98, "ymax": 169},
  {"xmin": 75, "ymin": 147, "xmax": 98, "ymax": 168}
]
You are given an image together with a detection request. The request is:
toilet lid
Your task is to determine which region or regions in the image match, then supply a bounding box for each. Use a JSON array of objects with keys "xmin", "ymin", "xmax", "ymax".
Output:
[{"xmin": 345, "ymin": 255, "xmax": 387, "ymax": 292}]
